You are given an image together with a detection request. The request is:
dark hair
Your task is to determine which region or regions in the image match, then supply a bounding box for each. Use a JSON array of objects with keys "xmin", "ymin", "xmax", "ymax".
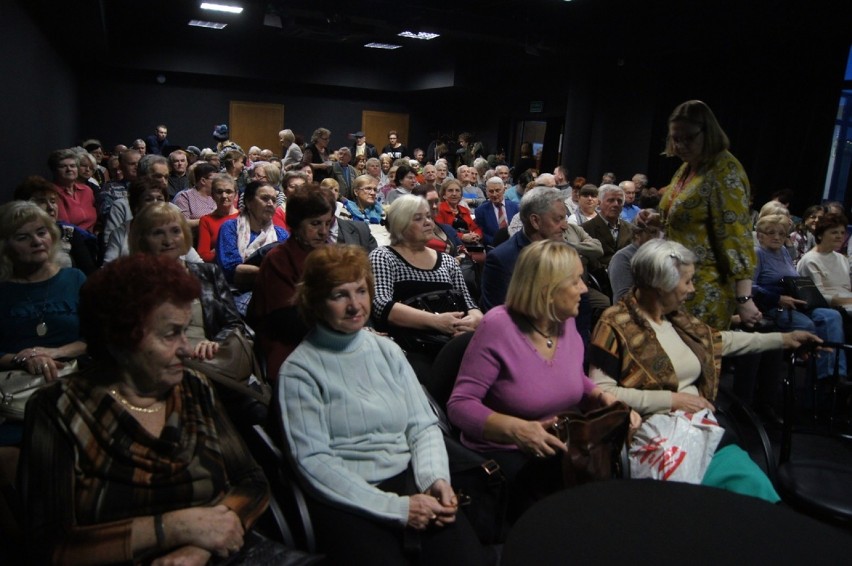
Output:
[
  {"xmin": 571, "ymin": 176, "xmax": 587, "ymax": 190},
  {"xmin": 813, "ymin": 212, "xmax": 848, "ymax": 243},
  {"xmin": 579, "ymin": 184, "xmax": 599, "ymax": 197},
  {"xmin": 242, "ymin": 180, "xmax": 276, "ymax": 211},
  {"xmin": 14, "ymin": 176, "xmax": 56, "ymax": 201},
  {"xmin": 193, "ymin": 162, "xmax": 218, "ymax": 181},
  {"xmin": 286, "ymin": 184, "xmax": 333, "ymax": 231},
  {"xmin": 798, "ymin": 204, "xmax": 827, "ymax": 234},
  {"xmin": 394, "ymin": 164, "xmax": 414, "ymax": 185},
  {"xmin": 128, "ymin": 177, "xmax": 167, "ymax": 214},
  {"xmin": 296, "ymin": 245, "xmax": 374, "ymax": 326},
  {"xmin": 79, "ymin": 254, "xmax": 200, "ymax": 360}
]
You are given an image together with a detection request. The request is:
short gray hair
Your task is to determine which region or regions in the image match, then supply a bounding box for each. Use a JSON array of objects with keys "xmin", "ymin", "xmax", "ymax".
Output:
[
  {"xmin": 598, "ymin": 183, "xmax": 624, "ymax": 200},
  {"xmin": 485, "ymin": 176, "xmax": 504, "ymax": 189},
  {"xmin": 520, "ymin": 187, "xmax": 563, "ymax": 231},
  {"xmin": 631, "ymin": 239, "xmax": 696, "ymax": 293},
  {"xmin": 386, "ymin": 194, "xmax": 429, "ymax": 246},
  {"xmin": 535, "ymin": 173, "xmax": 556, "ymax": 187},
  {"xmin": 138, "ymin": 154, "xmax": 168, "ymax": 177},
  {"xmin": 47, "ymin": 148, "xmax": 79, "ymax": 171}
]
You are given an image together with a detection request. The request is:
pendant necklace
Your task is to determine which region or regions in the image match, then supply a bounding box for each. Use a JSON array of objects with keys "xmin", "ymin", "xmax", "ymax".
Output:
[
  {"xmin": 18, "ymin": 272, "xmax": 54, "ymax": 337},
  {"xmin": 527, "ymin": 318, "xmax": 554, "ymax": 349}
]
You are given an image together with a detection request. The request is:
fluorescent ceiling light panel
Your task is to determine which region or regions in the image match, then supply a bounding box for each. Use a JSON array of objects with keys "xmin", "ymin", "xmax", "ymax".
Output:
[
  {"xmin": 189, "ymin": 20, "xmax": 228, "ymax": 29},
  {"xmin": 365, "ymin": 42, "xmax": 402, "ymax": 50},
  {"xmin": 200, "ymin": 3, "xmax": 243, "ymax": 14},
  {"xmin": 398, "ymin": 31, "xmax": 439, "ymax": 40}
]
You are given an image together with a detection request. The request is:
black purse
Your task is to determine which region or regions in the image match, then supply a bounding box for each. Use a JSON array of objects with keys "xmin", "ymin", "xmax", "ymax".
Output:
[
  {"xmin": 392, "ymin": 290, "xmax": 468, "ymax": 355},
  {"xmin": 780, "ymin": 276, "xmax": 829, "ymax": 311}
]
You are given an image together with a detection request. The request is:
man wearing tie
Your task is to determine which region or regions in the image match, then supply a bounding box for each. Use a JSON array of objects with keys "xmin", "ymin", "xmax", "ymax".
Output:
[{"xmin": 475, "ymin": 176, "xmax": 519, "ymax": 246}]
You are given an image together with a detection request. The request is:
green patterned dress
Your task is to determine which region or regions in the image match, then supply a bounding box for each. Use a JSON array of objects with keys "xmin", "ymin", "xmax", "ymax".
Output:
[{"xmin": 660, "ymin": 150, "xmax": 756, "ymax": 330}]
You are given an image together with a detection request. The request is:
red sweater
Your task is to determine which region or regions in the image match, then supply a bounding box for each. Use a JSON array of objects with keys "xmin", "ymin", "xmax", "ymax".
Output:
[{"xmin": 197, "ymin": 212, "xmax": 238, "ymax": 262}]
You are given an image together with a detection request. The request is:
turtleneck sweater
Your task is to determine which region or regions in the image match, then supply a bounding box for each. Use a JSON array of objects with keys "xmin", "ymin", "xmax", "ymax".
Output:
[{"xmin": 278, "ymin": 323, "xmax": 449, "ymax": 525}]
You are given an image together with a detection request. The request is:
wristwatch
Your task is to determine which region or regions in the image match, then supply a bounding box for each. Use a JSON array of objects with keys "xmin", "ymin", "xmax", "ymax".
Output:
[{"xmin": 735, "ymin": 295, "xmax": 753, "ymax": 304}]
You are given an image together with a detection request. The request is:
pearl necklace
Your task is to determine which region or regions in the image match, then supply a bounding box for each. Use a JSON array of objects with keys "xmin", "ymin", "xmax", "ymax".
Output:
[{"xmin": 110, "ymin": 389, "xmax": 164, "ymax": 414}]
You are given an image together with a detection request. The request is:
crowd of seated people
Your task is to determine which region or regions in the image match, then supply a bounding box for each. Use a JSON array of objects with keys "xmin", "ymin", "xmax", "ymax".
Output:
[{"xmin": 4, "ymin": 123, "xmax": 852, "ymax": 563}]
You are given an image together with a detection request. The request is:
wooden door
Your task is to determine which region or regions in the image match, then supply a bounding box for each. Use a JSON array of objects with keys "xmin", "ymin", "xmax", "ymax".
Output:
[
  {"xmin": 229, "ymin": 101, "xmax": 284, "ymax": 156},
  {"xmin": 362, "ymin": 110, "xmax": 410, "ymax": 154}
]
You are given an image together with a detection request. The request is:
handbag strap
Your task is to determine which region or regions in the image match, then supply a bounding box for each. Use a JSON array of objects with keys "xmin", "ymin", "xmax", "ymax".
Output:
[{"xmin": 182, "ymin": 359, "xmax": 271, "ymax": 404}]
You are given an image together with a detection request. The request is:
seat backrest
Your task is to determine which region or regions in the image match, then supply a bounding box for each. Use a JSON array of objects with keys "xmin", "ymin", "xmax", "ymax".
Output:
[
  {"xmin": 427, "ymin": 331, "xmax": 475, "ymax": 412},
  {"xmin": 248, "ymin": 423, "xmax": 318, "ymax": 553}
]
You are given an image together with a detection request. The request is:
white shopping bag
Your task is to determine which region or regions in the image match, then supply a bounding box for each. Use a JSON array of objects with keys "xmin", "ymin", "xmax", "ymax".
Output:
[{"xmin": 628, "ymin": 409, "xmax": 724, "ymax": 484}]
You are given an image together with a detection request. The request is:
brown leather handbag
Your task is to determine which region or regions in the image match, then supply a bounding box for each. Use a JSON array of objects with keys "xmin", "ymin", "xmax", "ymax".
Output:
[{"xmin": 548, "ymin": 401, "xmax": 632, "ymax": 487}]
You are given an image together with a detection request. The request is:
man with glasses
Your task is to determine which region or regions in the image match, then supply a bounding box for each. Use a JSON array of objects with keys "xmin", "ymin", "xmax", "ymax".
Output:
[{"xmin": 382, "ymin": 130, "xmax": 409, "ymax": 160}]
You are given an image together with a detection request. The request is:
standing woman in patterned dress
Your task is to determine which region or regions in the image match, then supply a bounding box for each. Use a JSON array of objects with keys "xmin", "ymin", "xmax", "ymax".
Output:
[{"xmin": 660, "ymin": 100, "xmax": 762, "ymax": 329}]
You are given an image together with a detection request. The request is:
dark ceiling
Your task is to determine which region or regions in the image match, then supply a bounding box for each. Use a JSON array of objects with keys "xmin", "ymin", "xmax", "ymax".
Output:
[{"xmin": 26, "ymin": 0, "xmax": 851, "ymax": 91}]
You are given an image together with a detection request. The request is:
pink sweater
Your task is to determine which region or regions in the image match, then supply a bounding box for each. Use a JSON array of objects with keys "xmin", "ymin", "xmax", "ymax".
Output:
[{"xmin": 447, "ymin": 306, "xmax": 596, "ymax": 452}]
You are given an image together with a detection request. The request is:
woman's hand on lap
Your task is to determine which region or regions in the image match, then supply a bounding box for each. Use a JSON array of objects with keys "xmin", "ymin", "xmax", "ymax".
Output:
[
  {"xmin": 778, "ymin": 295, "xmax": 807, "ymax": 310},
  {"xmin": 671, "ymin": 392, "xmax": 715, "ymax": 413},
  {"xmin": 426, "ymin": 479, "xmax": 458, "ymax": 526},
  {"xmin": 408, "ymin": 492, "xmax": 456, "ymax": 531},
  {"xmin": 152, "ymin": 545, "xmax": 211, "ymax": 566},
  {"xmin": 453, "ymin": 309, "xmax": 482, "ymax": 334},
  {"xmin": 511, "ymin": 416, "xmax": 567, "ymax": 458},
  {"xmin": 430, "ymin": 311, "xmax": 465, "ymax": 335},
  {"xmin": 166, "ymin": 505, "xmax": 244, "ymax": 557}
]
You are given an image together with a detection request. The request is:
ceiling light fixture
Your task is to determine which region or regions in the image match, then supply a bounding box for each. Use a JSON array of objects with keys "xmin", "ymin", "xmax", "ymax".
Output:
[
  {"xmin": 189, "ymin": 20, "xmax": 228, "ymax": 29},
  {"xmin": 398, "ymin": 31, "xmax": 440, "ymax": 40},
  {"xmin": 200, "ymin": 3, "xmax": 243, "ymax": 14},
  {"xmin": 365, "ymin": 42, "xmax": 402, "ymax": 50}
]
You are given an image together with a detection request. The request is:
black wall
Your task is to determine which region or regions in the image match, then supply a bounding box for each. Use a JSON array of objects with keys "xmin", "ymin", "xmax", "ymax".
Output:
[
  {"xmin": 3, "ymin": 0, "xmax": 850, "ymax": 216},
  {"xmin": 2, "ymin": 0, "xmax": 79, "ymax": 197}
]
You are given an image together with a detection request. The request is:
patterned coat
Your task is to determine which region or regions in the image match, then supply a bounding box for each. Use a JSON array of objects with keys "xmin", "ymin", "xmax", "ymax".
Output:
[{"xmin": 660, "ymin": 150, "xmax": 756, "ymax": 329}]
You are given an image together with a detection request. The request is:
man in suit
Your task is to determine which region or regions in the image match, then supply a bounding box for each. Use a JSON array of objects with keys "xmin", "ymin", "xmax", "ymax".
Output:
[
  {"xmin": 480, "ymin": 187, "xmax": 567, "ymax": 312},
  {"xmin": 351, "ymin": 131, "xmax": 378, "ymax": 160},
  {"xmin": 332, "ymin": 147, "xmax": 358, "ymax": 200},
  {"xmin": 318, "ymin": 184, "xmax": 377, "ymax": 251},
  {"xmin": 581, "ymin": 184, "xmax": 632, "ymax": 296},
  {"xmin": 333, "ymin": 216, "xmax": 377, "ymax": 252},
  {"xmin": 475, "ymin": 177, "xmax": 518, "ymax": 246}
]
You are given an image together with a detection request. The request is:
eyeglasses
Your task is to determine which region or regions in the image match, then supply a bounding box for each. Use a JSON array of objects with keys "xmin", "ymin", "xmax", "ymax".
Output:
[
  {"xmin": 359, "ymin": 186, "xmax": 377, "ymax": 193},
  {"xmin": 759, "ymin": 230, "xmax": 786, "ymax": 237},
  {"xmin": 670, "ymin": 130, "xmax": 703, "ymax": 146}
]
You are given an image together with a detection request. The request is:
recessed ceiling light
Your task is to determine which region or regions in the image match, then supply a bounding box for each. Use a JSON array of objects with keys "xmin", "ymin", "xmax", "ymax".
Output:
[
  {"xmin": 200, "ymin": 3, "xmax": 243, "ymax": 14},
  {"xmin": 398, "ymin": 31, "xmax": 440, "ymax": 41},
  {"xmin": 365, "ymin": 42, "xmax": 402, "ymax": 50},
  {"xmin": 189, "ymin": 20, "xmax": 228, "ymax": 29}
]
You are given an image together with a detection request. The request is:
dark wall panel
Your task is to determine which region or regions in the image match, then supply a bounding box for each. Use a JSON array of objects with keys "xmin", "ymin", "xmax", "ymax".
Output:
[{"xmin": 1, "ymin": 1, "xmax": 78, "ymax": 200}]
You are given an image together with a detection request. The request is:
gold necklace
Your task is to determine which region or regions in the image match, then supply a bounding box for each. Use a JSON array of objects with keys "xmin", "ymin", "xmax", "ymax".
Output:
[{"xmin": 110, "ymin": 389, "xmax": 164, "ymax": 414}]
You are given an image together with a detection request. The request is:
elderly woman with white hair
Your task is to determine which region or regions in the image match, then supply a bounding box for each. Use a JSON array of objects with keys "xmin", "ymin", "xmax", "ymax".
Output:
[
  {"xmin": 590, "ymin": 239, "xmax": 819, "ymax": 501},
  {"xmin": 279, "ymin": 129, "xmax": 303, "ymax": 171},
  {"xmin": 369, "ymin": 195, "xmax": 482, "ymax": 356}
]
